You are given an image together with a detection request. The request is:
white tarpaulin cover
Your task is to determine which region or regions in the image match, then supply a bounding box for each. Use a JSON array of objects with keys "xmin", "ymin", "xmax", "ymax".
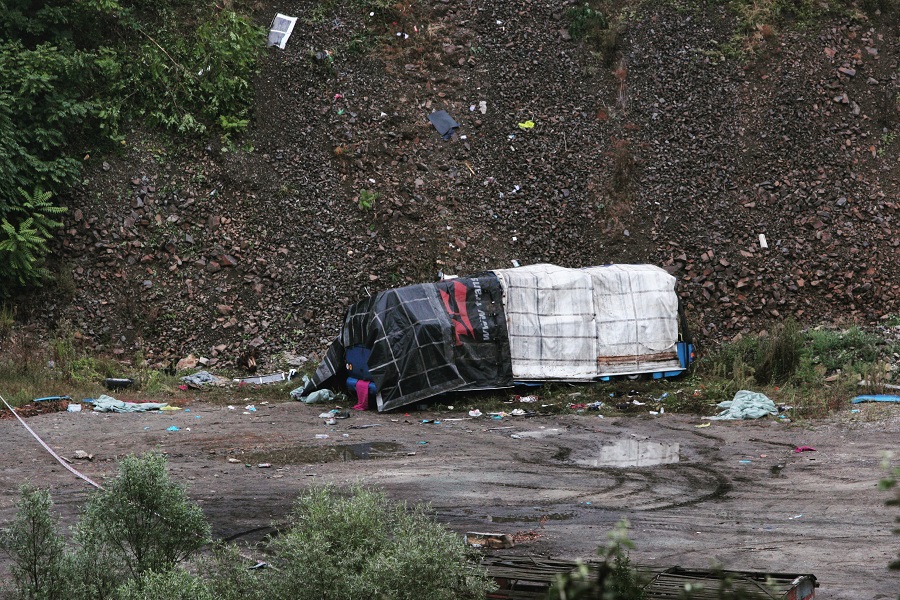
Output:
[{"xmin": 494, "ymin": 264, "xmax": 681, "ymax": 379}]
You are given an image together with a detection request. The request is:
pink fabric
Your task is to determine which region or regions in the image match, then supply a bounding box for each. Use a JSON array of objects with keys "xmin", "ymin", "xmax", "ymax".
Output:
[{"xmin": 353, "ymin": 380, "xmax": 370, "ymax": 411}]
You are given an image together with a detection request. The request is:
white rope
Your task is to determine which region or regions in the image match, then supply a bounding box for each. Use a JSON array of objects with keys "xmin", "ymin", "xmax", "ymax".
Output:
[
  {"xmin": 0, "ymin": 393, "xmax": 275, "ymax": 568},
  {"xmin": 0, "ymin": 393, "xmax": 103, "ymax": 490}
]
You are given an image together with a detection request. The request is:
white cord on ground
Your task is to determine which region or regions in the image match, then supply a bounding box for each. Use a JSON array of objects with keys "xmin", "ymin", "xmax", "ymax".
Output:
[
  {"xmin": 0, "ymin": 392, "xmax": 274, "ymax": 569},
  {"xmin": 0, "ymin": 393, "xmax": 103, "ymax": 490}
]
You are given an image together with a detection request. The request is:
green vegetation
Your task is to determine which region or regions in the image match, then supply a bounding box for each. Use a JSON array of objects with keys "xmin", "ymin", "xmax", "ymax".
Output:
[
  {"xmin": 2, "ymin": 453, "xmax": 896, "ymax": 599},
  {"xmin": 566, "ymin": 2, "xmax": 619, "ymax": 64},
  {"xmin": 1, "ymin": 484, "xmax": 68, "ymax": 600},
  {"xmin": 548, "ymin": 520, "xmax": 647, "ymax": 600},
  {"xmin": 696, "ymin": 320, "xmax": 900, "ymax": 417},
  {"xmin": 881, "ymin": 457, "xmax": 900, "ymax": 584},
  {"xmin": 0, "ymin": 188, "xmax": 66, "ymax": 293},
  {"xmin": 358, "ymin": 188, "xmax": 380, "ymax": 211},
  {"xmin": 568, "ymin": 3, "xmax": 609, "ymax": 41},
  {"xmin": 0, "ymin": 453, "xmax": 210, "ymax": 600},
  {"xmin": 76, "ymin": 453, "xmax": 211, "ymax": 582},
  {"xmin": 1, "ymin": 458, "xmax": 494, "ymax": 600},
  {"xmin": 0, "ymin": 0, "xmax": 262, "ymax": 294},
  {"xmin": 266, "ymin": 484, "xmax": 495, "ymax": 600}
]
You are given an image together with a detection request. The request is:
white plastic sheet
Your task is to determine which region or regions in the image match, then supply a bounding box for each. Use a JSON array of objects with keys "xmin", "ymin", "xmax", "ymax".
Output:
[
  {"xmin": 495, "ymin": 264, "xmax": 681, "ymax": 379},
  {"xmin": 268, "ymin": 13, "xmax": 297, "ymax": 49}
]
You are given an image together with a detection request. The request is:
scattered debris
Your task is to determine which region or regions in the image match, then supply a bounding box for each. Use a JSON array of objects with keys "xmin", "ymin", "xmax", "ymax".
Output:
[
  {"xmin": 794, "ymin": 446, "xmax": 816, "ymax": 453},
  {"xmin": 268, "ymin": 13, "xmax": 297, "ymax": 49},
  {"xmin": 234, "ymin": 371, "xmax": 293, "ymax": 385},
  {"xmin": 466, "ymin": 532, "xmax": 515, "ymax": 549},
  {"xmin": 427, "ymin": 110, "xmax": 459, "ymax": 140},
  {"xmin": 291, "ymin": 375, "xmax": 335, "ymax": 404},
  {"xmin": 73, "ymin": 450, "xmax": 93, "ymax": 460},
  {"xmin": 511, "ymin": 530, "xmax": 543, "ymax": 544},
  {"xmin": 92, "ymin": 395, "xmax": 168, "ymax": 413},
  {"xmin": 851, "ymin": 395, "xmax": 900, "ymax": 404},
  {"xmin": 103, "ymin": 378, "xmax": 134, "ymax": 390},
  {"xmin": 34, "ymin": 396, "xmax": 71, "ymax": 403},
  {"xmin": 181, "ymin": 370, "xmax": 229, "ymax": 388},
  {"xmin": 708, "ymin": 390, "xmax": 777, "ymax": 420}
]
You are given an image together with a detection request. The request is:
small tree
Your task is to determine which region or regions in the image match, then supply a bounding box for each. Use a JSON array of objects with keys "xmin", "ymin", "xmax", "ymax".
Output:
[
  {"xmin": 0, "ymin": 483, "xmax": 68, "ymax": 600},
  {"xmin": 115, "ymin": 567, "xmax": 215, "ymax": 600},
  {"xmin": 547, "ymin": 519, "xmax": 647, "ymax": 600},
  {"xmin": 266, "ymin": 484, "xmax": 495, "ymax": 600},
  {"xmin": 73, "ymin": 452, "xmax": 211, "ymax": 582},
  {"xmin": 880, "ymin": 454, "xmax": 899, "ymax": 597}
]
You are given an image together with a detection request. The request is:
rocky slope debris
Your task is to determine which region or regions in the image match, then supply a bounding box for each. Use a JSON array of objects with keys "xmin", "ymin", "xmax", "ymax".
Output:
[{"xmin": 29, "ymin": 0, "xmax": 898, "ymax": 372}]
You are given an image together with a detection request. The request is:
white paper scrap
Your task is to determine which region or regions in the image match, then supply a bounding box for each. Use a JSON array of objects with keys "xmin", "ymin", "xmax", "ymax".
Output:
[{"xmin": 268, "ymin": 13, "xmax": 297, "ymax": 49}]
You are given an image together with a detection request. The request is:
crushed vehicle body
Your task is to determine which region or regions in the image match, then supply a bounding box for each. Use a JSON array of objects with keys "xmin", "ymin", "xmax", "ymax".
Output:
[{"xmin": 303, "ymin": 263, "xmax": 694, "ymax": 412}]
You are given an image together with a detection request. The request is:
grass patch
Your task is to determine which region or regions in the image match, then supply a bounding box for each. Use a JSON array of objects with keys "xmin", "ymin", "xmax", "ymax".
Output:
[{"xmin": 696, "ymin": 321, "xmax": 900, "ymax": 418}]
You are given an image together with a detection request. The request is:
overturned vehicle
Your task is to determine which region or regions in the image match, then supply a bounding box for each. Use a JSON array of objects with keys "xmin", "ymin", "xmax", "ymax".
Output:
[{"xmin": 302, "ymin": 263, "xmax": 694, "ymax": 412}]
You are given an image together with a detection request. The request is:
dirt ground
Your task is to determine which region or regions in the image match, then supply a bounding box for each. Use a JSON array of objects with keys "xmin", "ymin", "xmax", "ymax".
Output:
[{"xmin": 1, "ymin": 397, "xmax": 897, "ymax": 599}]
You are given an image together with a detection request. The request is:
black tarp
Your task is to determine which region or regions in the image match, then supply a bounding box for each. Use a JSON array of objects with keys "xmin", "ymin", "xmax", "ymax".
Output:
[{"xmin": 310, "ymin": 273, "xmax": 512, "ymax": 411}]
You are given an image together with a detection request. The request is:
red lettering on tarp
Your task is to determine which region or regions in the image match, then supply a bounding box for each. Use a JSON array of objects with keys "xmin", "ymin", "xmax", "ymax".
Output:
[{"xmin": 439, "ymin": 281, "xmax": 475, "ymax": 345}]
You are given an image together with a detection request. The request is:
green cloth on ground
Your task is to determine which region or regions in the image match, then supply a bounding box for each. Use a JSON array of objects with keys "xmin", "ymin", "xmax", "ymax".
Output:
[
  {"xmin": 290, "ymin": 375, "xmax": 336, "ymax": 404},
  {"xmin": 709, "ymin": 390, "xmax": 777, "ymax": 420},
  {"xmin": 92, "ymin": 394, "xmax": 168, "ymax": 413}
]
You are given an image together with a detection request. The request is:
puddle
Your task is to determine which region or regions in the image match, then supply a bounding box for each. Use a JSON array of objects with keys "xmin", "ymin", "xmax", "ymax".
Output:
[
  {"xmin": 244, "ymin": 442, "xmax": 404, "ymax": 464},
  {"xmin": 575, "ymin": 439, "xmax": 680, "ymax": 468},
  {"xmin": 512, "ymin": 428, "xmax": 562, "ymax": 439}
]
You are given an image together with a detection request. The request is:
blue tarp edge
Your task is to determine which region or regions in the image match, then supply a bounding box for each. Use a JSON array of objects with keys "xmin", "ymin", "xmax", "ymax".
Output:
[{"xmin": 850, "ymin": 395, "xmax": 900, "ymax": 404}]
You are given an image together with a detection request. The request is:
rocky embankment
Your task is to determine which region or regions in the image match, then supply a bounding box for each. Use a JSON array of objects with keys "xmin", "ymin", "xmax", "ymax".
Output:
[{"xmin": 28, "ymin": 0, "xmax": 897, "ymax": 372}]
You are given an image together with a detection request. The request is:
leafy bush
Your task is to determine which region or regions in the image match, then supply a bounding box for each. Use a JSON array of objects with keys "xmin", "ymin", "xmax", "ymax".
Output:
[
  {"xmin": 74, "ymin": 452, "xmax": 211, "ymax": 581},
  {"xmin": 547, "ymin": 520, "xmax": 647, "ymax": 600},
  {"xmin": 0, "ymin": 187, "xmax": 66, "ymax": 292},
  {"xmin": 196, "ymin": 543, "xmax": 266, "ymax": 600},
  {"xmin": 358, "ymin": 189, "xmax": 379, "ymax": 211},
  {"xmin": 568, "ymin": 3, "xmax": 609, "ymax": 42},
  {"xmin": 0, "ymin": 484, "xmax": 68, "ymax": 600},
  {"xmin": 803, "ymin": 326, "xmax": 883, "ymax": 372},
  {"xmin": 0, "ymin": 47, "xmax": 93, "ymax": 199},
  {"xmin": 122, "ymin": 8, "xmax": 262, "ymax": 136},
  {"xmin": 265, "ymin": 484, "xmax": 495, "ymax": 600},
  {"xmin": 116, "ymin": 567, "xmax": 215, "ymax": 600},
  {"xmin": 880, "ymin": 458, "xmax": 900, "ymax": 579},
  {"xmin": 0, "ymin": 1, "xmax": 262, "ymax": 292}
]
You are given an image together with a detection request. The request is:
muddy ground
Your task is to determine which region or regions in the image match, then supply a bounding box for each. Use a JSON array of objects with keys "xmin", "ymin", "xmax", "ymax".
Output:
[{"xmin": 1, "ymin": 397, "xmax": 897, "ymax": 599}]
